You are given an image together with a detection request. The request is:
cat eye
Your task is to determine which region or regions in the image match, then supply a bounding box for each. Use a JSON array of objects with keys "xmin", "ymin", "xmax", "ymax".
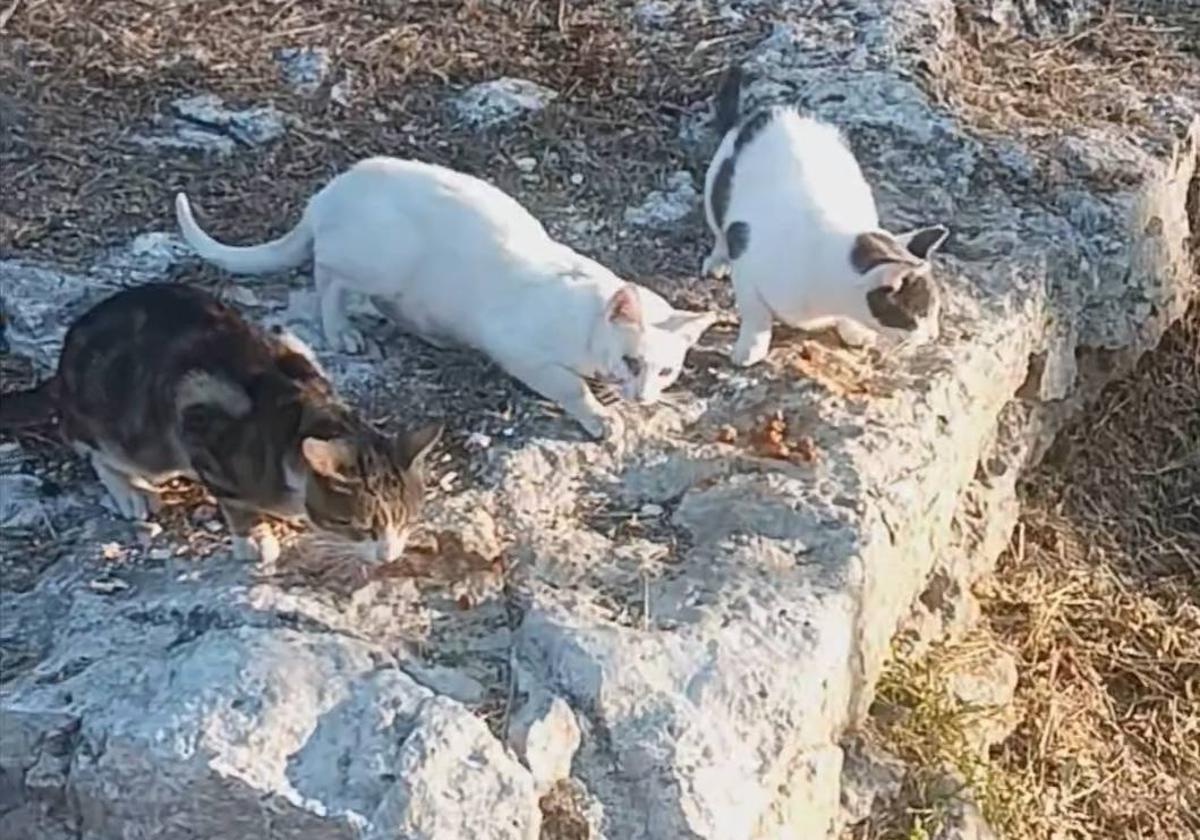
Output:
[{"xmin": 623, "ymin": 355, "xmax": 643, "ymax": 375}]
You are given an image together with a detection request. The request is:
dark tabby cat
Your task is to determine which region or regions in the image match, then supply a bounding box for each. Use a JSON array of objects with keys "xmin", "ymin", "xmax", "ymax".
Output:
[{"xmin": 0, "ymin": 283, "xmax": 442, "ymax": 564}]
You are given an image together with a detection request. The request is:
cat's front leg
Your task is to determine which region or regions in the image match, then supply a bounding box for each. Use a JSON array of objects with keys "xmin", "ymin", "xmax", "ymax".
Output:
[
  {"xmin": 505, "ymin": 360, "xmax": 622, "ymax": 440},
  {"xmin": 220, "ymin": 500, "xmax": 280, "ymax": 565},
  {"xmin": 315, "ymin": 265, "xmax": 366, "ymax": 354},
  {"xmin": 730, "ymin": 281, "xmax": 774, "ymax": 367}
]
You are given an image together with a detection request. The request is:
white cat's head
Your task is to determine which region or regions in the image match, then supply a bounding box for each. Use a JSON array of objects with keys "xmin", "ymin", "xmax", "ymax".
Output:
[
  {"xmin": 597, "ymin": 285, "xmax": 716, "ymax": 403},
  {"xmin": 851, "ymin": 225, "xmax": 950, "ymax": 345}
]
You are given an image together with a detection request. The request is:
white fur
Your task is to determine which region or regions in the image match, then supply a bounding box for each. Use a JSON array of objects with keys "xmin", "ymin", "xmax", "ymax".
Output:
[
  {"xmin": 176, "ymin": 158, "xmax": 716, "ymax": 439},
  {"xmin": 703, "ymin": 108, "xmax": 946, "ymax": 366}
]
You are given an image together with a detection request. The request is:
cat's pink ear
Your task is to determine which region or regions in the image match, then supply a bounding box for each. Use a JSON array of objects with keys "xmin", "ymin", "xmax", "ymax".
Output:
[
  {"xmin": 606, "ymin": 285, "xmax": 643, "ymax": 326},
  {"xmin": 301, "ymin": 437, "xmax": 354, "ymax": 480}
]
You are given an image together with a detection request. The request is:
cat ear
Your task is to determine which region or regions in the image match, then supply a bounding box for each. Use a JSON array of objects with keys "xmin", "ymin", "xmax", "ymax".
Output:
[
  {"xmin": 605, "ymin": 285, "xmax": 644, "ymax": 327},
  {"xmin": 659, "ymin": 310, "xmax": 718, "ymax": 347},
  {"xmin": 850, "ymin": 231, "xmax": 922, "ymax": 274},
  {"xmin": 301, "ymin": 437, "xmax": 356, "ymax": 481},
  {"xmin": 395, "ymin": 422, "xmax": 444, "ymax": 471},
  {"xmin": 893, "ymin": 225, "xmax": 949, "ymax": 261}
]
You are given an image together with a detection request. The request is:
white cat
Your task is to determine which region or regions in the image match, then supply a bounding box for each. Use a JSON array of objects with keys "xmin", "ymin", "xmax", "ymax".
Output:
[
  {"xmin": 702, "ymin": 67, "xmax": 949, "ymax": 367},
  {"xmin": 175, "ymin": 157, "xmax": 716, "ymax": 439}
]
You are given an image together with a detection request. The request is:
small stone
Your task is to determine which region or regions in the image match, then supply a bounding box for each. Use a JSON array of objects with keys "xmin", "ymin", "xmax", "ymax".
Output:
[
  {"xmin": 330, "ymin": 72, "xmax": 354, "ymax": 107},
  {"xmin": 148, "ymin": 548, "xmax": 172, "ymax": 562},
  {"xmin": 100, "ymin": 542, "xmax": 124, "ymax": 561},
  {"xmin": 192, "ymin": 504, "xmax": 218, "ymax": 524},
  {"xmin": 569, "ymin": 172, "xmax": 584, "ymax": 185},
  {"xmin": 640, "ymin": 503, "xmax": 664, "ymax": 518},
  {"xmin": 136, "ymin": 521, "xmax": 164, "ymax": 541},
  {"xmin": 204, "ymin": 520, "xmax": 224, "ymax": 533},
  {"xmin": 508, "ymin": 692, "xmax": 581, "ymax": 794},
  {"xmin": 515, "ymin": 156, "xmax": 538, "ymax": 173},
  {"xmin": 465, "ymin": 432, "xmax": 492, "ymax": 450},
  {"xmin": 88, "ymin": 577, "xmax": 131, "ymax": 595},
  {"xmin": 223, "ymin": 286, "xmax": 259, "ymax": 307}
]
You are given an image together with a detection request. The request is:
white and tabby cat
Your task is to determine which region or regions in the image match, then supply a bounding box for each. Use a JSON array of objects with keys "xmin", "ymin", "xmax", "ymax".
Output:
[
  {"xmin": 702, "ymin": 66, "xmax": 949, "ymax": 367},
  {"xmin": 0, "ymin": 284, "xmax": 442, "ymax": 565},
  {"xmin": 175, "ymin": 158, "xmax": 717, "ymax": 440}
]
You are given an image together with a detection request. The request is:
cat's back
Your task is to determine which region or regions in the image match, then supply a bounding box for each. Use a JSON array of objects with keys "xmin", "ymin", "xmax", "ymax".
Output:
[
  {"xmin": 311, "ymin": 156, "xmax": 549, "ymax": 245},
  {"xmin": 58, "ymin": 284, "xmax": 299, "ymax": 419},
  {"xmin": 731, "ymin": 108, "xmax": 878, "ymax": 233}
]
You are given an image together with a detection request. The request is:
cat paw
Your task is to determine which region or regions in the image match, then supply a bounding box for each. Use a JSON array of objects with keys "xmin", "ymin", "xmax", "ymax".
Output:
[
  {"xmin": 731, "ymin": 338, "xmax": 770, "ymax": 367},
  {"xmin": 835, "ymin": 321, "xmax": 878, "ymax": 350},
  {"xmin": 578, "ymin": 408, "xmax": 624, "ymax": 441},
  {"xmin": 232, "ymin": 531, "xmax": 280, "ymax": 565}
]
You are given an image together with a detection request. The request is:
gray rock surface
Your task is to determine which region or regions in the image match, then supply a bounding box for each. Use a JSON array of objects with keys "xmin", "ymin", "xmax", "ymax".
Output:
[
  {"xmin": 134, "ymin": 95, "xmax": 286, "ymax": 155},
  {"xmin": 2, "ymin": 1, "xmax": 1198, "ymax": 839},
  {"xmin": 508, "ymin": 692, "xmax": 582, "ymax": 793},
  {"xmin": 453, "ymin": 78, "xmax": 558, "ymax": 127},
  {"xmin": 623, "ymin": 171, "xmax": 699, "ymax": 228},
  {"xmin": 276, "ymin": 46, "xmax": 332, "ymax": 94}
]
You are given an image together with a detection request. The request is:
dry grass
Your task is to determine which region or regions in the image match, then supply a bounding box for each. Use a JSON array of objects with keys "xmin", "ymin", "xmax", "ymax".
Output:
[
  {"xmin": 0, "ymin": 0, "xmax": 758, "ymax": 280},
  {"xmin": 980, "ymin": 303, "xmax": 1200, "ymax": 840},
  {"xmin": 934, "ymin": 0, "xmax": 1200, "ymax": 186},
  {"xmin": 864, "ymin": 305, "xmax": 1200, "ymax": 840}
]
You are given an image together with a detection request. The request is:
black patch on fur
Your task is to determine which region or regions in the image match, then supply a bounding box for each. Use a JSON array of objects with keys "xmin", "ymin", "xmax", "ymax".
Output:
[
  {"xmin": 734, "ymin": 108, "xmax": 773, "ymax": 154},
  {"xmin": 713, "ymin": 66, "xmax": 744, "ymax": 137},
  {"xmin": 850, "ymin": 232, "xmax": 919, "ymax": 274},
  {"xmin": 865, "ymin": 274, "xmax": 934, "ymax": 331},
  {"xmin": 726, "ymin": 222, "xmax": 750, "ymax": 260},
  {"xmin": 711, "ymin": 158, "xmax": 735, "ymax": 229}
]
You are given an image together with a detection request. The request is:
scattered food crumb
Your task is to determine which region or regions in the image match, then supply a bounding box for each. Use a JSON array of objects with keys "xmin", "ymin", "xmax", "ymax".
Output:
[{"xmin": 750, "ymin": 411, "xmax": 820, "ymax": 465}]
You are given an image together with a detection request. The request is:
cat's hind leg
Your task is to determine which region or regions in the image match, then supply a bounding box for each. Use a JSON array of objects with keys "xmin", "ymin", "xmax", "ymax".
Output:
[
  {"xmin": 730, "ymin": 278, "xmax": 774, "ymax": 367},
  {"xmin": 314, "ymin": 263, "xmax": 367, "ymax": 354}
]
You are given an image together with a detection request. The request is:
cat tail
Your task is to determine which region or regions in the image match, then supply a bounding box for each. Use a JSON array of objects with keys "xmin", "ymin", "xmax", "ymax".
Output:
[
  {"xmin": 713, "ymin": 65, "xmax": 744, "ymax": 137},
  {"xmin": 0, "ymin": 377, "xmax": 59, "ymax": 429},
  {"xmin": 175, "ymin": 193, "xmax": 314, "ymax": 275}
]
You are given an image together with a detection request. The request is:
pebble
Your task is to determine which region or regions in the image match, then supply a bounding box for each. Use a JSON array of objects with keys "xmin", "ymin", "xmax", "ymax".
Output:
[
  {"xmin": 515, "ymin": 156, "xmax": 538, "ymax": 173},
  {"xmin": 569, "ymin": 172, "xmax": 584, "ymax": 185},
  {"xmin": 640, "ymin": 503, "xmax": 665, "ymax": 518},
  {"xmin": 466, "ymin": 431, "xmax": 492, "ymax": 450},
  {"xmin": 89, "ymin": 577, "xmax": 131, "ymax": 595},
  {"xmin": 204, "ymin": 520, "xmax": 224, "ymax": 533}
]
